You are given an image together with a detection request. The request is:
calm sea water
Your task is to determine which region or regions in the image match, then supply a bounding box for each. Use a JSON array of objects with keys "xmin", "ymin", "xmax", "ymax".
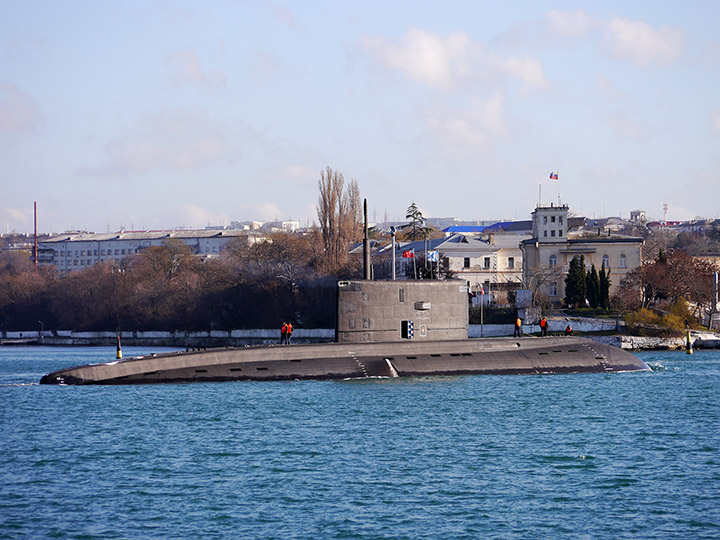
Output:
[{"xmin": 1, "ymin": 346, "xmax": 719, "ymax": 540}]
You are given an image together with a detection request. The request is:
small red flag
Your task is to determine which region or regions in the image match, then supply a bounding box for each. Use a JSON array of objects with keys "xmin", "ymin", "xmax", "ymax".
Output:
[{"xmin": 402, "ymin": 249, "xmax": 415, "ymax": 258}]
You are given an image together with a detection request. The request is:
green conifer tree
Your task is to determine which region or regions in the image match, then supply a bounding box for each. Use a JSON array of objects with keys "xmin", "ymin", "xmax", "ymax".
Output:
[
  {"xmin": 599, "ymin": 264, "xmax": 611, "ymax": 309},
  {"xmin": 564, "ymin": 255, "xmax": 587, "ymax": 307},
  {"xmin": 586, "ymin": 264, "xmax": 600, "ymax": 308}
]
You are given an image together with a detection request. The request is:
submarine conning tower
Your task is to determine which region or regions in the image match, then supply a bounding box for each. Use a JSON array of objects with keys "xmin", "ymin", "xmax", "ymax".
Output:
[
  {"xmin": 336, "ymin": 280, "xmax": 469, "ymax": 343},
  {"xmin": 345, "ymin": 198, "xmax": 470, "ymax": 344}
]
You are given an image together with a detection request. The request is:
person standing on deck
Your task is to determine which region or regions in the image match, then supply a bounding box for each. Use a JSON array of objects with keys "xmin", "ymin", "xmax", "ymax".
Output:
[
  {"xmin": 286, "ymin": 322, "xmax": 293, "ymax": 344},
  {"xmin": 540, "ymin": 317, "xmax": 548, "ymax": 337}
]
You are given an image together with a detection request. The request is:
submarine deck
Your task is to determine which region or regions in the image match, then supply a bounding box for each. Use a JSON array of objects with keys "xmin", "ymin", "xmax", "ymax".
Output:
[{"xmin": 40, "ymin": 336, "xmax": 650, "ymax": 385}]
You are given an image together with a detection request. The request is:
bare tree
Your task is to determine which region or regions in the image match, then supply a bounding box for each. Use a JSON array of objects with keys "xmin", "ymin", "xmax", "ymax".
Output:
[
  {"xmin": 345, "ymin": 178, "xmax": 362, "ymax": 245},
  {"xmin": 524, "ymin": 264, "xmax": 564, "ymax": 308},
  {"xmin": 316, "ymin": 167, "xmax": 361, "ymax": 273}
]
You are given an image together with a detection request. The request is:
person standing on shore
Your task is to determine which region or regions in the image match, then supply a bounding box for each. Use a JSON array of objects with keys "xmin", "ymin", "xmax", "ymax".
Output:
[
  {"xmin": 514, "ymin": 316, "xmax": 522, "ymax": 337},
  {"xmin": 540, "ymin": 317, "xmax": 548, "ymax": 337},
  {"xmin": 280, "ymin": 322, "xmax": 288, "ymax": 344}
]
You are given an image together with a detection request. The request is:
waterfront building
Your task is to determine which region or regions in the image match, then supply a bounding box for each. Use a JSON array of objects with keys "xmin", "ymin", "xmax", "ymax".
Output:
[
  {"xmin": 359, "ymin": 232, "xmax": 530, "ymax": 304},
  {"xmin": 36, "ymin": 229, "xmax": 264, "ymax": 274},
  {"xmin": 521, "ymin": 204, "xmax": 644, "ymax": 304}
]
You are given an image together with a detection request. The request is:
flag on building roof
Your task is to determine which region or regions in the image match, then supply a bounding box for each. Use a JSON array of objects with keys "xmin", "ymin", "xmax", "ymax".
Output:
[
  {"xmin": 402, "ymin": 249, "xmax": 415, "ymax": 258},
  {"xmin": 549, "ymin": 172, "xmax": 559, "ymax": 180},
  {"xmin": 426, "ymin": 250, "xmax": 439, "ymax": 262}
]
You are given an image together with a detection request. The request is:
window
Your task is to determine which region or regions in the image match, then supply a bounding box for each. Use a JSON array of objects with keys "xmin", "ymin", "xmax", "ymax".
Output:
[
  {"xmin": 549, "ymin": 255, "xmax": 558, "ymax": 267},
  {"xmin": 508, "ymin": 257, "xmax": 515, "ymax": 269},
  {"xmin": 559, "ymin": 216, "xmax": 563, "ymax": 224},
  {"xmin": 543, "ymin": 216, "xmax": 548, "ymax": 224},
  {"xmin": 121, "ymin": 249, "xmax": 126, "ymax": 255},
  {"xmin": 544, "ymin": 230, "xmax": 548, "ymax": 237},
  {"xmin": 551, "ymin": 230, "xmax": 556, "ymax": 237},
  {"xmin": 602, "ymin": 254, "xmax": 609, "ymax": 268},
  {"xmin": 558, "ymin": 230, "xmax": 563, "ymax": 237},
  {"xmin": 619, "ymin": 254, "xmax": 627, "ymax": 268},
  {"xmin": 551, "ymin": 216, "xmax": 556, "ymax": 223},
  {"xmin": 464, "ymin": 257, "xmax": 470, "ymax": 268},
  {"xmin": 483, "ymin": 257, "xmax": 490, "ymax": 269},
  {"xmin": 550, "ymin": 282, "xmax": 558, "ymax": 296},
  {"xmin": 399, "ymin": 288, "xmax": 405, "ymax": 303}
]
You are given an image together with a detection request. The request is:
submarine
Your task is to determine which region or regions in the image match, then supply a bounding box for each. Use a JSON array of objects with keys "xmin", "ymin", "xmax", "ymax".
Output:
[
  {"xmin": 40, "ymin": 201, "xmax": 648, "ymax": 385},
  {"xmin": 39, "ymin": 336, "xmax": 647, "ymax": 385},
  {"xmin": 40, "ymin": 279, "xmax": 649, "ymax": 385}
]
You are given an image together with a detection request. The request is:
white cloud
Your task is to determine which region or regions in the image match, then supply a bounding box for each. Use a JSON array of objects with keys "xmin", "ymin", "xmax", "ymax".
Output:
[
  {"xmin": 712, "ymin": 109, "xmax": 720, "ymax": 135},
  {"xmin": 480, "ymin": 91, "xmax": 507, "ymax": 136},
  {"xmin": 496, "ymin": 55, "xmax": 548, "ymax": 88},
  {"xmin": 278, "ymin": 164, "xmax": 316, "ymax": 186},
  {"xmin": 595, "ymin": 74, "xmax": 625, "ymax": 101},
  {"xmin": 250, "ymin": 50, "xmax": 283, "ymax": 83},
  {"xmin": 168, "ymin": 50, "xmax": 226, "ymax": 88},
  {"xmin": 82, "ymin": 109, "xmax": 227, "ymax": 176},
  {"xmin": 545, "ymin": 10, "xmax": 594, "ymax": 39},
  {"xmin": 424, "ymin": 91, "xmax": 507, "ymax": 152},
  {"xmin": 237, "ymin": 202, "xmax": 284, "ymax": 221},
  {"xmin": 181, "ymin": 203, "xmax": 230, "ymax": 228},
  {"xmin": 604, "ymin": 17, "xmax": 683, "ymax": 66},
  {"xmin": 179, "ymin": 202, "xmax": 284, "ymax": 227},
  {"xmin": 1, "ymin": 207, "xmax": 32, "ymax": 228},
  {"xmin": 0, "ymin": 82, "xmax": 39, "ymax": 132},
  {"xmin": 363, "ymin": 29, "xmax": 547, "ymax": 90},
  {"xmin": 363, "ymin": 29, "xmax": 472, "ymax": 88},
  {"xmin": 273, "ymin": 6, "xmax": 298, "ymax": 29},
  {"xmin": 426, "ymin": 114, "xmax": 492, "ymax": 150}
]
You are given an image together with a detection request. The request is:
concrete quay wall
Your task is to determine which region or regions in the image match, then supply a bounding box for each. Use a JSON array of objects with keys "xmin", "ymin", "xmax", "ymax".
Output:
[
  {"xmin": 2, "ymin": 329, "xmax": 335, "ymax": 347},
  {"xmin": 4, "ymin": 325, "xmax": 716, "ymax": 350}
]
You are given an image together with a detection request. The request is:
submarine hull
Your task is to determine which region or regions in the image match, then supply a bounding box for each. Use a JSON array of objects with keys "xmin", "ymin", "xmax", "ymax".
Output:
[{"xmin": 40, "ymin": 337, "xmax": 649, "ymax": 385}]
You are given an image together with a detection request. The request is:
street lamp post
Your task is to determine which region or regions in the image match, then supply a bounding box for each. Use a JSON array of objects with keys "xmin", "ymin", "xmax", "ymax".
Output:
[
  {"xmin": 390, "ymin": 226, "xmax": 396, "ymax": 281},
  {"xmin": 38, "ymin": 320, "xmax": 44, "ymax": 341}
]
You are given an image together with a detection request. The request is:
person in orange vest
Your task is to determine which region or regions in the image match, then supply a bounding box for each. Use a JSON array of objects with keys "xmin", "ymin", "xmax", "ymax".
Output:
[
  {"xmin": 565, "ymin": 324, "xmax": 573, "ymax": 336},
  {"xmin": 539, "ymin": 316, "xmax": 548, "ymax": 337},
  {"xmin": 280, "ymin": 322, "xmax": 288, "ymax": 344},
  {"xmin": 514, "ymin": 316, "xmax": 522, "ymax": 337},
  {"xmin": 286, "ymin": 322, "xmax": 293, "ymax": 344}
]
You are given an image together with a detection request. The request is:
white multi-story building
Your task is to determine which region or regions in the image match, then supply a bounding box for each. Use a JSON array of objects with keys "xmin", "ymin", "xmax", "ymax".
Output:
[{"xmin": 37, "ymin": 229, "xmax": 262, "ymax": 274}]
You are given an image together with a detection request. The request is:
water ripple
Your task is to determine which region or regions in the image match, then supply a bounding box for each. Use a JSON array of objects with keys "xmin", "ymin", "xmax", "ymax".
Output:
[{"xmin": 1, "ymin": 348, "xmax": 719, "ymax": 539}]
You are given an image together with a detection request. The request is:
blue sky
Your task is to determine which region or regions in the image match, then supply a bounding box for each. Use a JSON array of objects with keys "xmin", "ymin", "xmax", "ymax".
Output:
[{"xmin": 1, "ymin": 1, "xmax": 719, "ymax": 233}]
